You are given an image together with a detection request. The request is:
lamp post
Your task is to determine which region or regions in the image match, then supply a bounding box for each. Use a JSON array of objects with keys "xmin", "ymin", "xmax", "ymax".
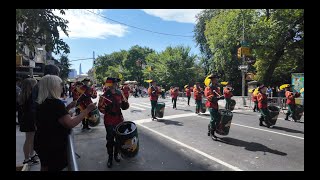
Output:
[{"xmin": 240, "ymin": 10, "xmax": 247, "ymax": 106}]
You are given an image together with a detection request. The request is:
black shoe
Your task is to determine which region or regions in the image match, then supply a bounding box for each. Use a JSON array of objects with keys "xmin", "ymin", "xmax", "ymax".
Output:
[
  {"xmin": 16, "ymin": 122, "xmax": 19, "ymax": 125},
  {"xmin": 107, "ymin": 156, "xmax": 113, "ymax": 168},
  {"xmin": 211, "ymin": 133, "xmax": 218, "ymax": 140},
  {"xmin": 259, "ymin": 122, "xmax": 264, "ymax": 126},
  {"xmin": 86, "ymin": 126, "xmax": 91, "ymax": 130},
  {"xmin": 114, "ymin": 153, "xmax": 121, "ymax": 162}
]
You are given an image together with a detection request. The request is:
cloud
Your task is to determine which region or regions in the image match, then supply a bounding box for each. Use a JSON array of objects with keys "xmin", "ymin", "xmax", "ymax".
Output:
[
  {"xmin": 54, "ymin": 9, "xmax": 128, "ymax": 39},
  {"xmin": 142, "ymin": 9, "xmax": 203, "ymax": 24}
]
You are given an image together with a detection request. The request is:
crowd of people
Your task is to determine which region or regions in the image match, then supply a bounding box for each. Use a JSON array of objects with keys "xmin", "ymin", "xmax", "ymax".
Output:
[{"xmin": 16, "ymin": 66, "xmax": 301, "ymax": 170}]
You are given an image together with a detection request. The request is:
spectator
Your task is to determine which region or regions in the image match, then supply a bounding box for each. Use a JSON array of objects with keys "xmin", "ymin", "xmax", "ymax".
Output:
[
  {"xmin": 18, "ymin": 78, "xmax": 39, "ymax": 165},
  {"xmin": 34, "ymin": 75, "xmax": 96, "ymax": 171},
  {"xmin": 267, "ymin": 86, "xmax": 272, "ymax": 97},
  {"xmin": 16, "ymin": 77, "xmax": 22, "ymax": 125}
]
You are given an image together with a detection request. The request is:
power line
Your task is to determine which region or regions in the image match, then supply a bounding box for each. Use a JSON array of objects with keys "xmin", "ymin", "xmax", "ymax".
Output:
[
  {"xmin": 86, "ymin": 10, "xmax": 194, "ymax": 38},
  {"xmin": 69, "ymin": 58, "xmax": 93, "ymax": 62}
]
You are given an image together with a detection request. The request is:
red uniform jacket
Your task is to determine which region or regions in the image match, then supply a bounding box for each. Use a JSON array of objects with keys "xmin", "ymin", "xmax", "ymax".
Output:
[
  {"xmin": 172, "ymin": 89, "xmax": 179, "ymax": 99},
  {"xmin": 285, "ymin": 90, "xmax": 300, "ymax": 105},
  {"xmin": 148, "ymin": 86, "xmax": 160, "ymax": 101},
  {"xmin": 76, "ymin": 85, "xmax": 97, "ymax": 112},
  {"xmin": 193, "ymin": 87, "xmax": 203, "ymax": 100},
  {"xmin": 204, "ymin": 86, "xmax": 220, "ymax": 109},
  {"xmin": 223, "ymin": 87, "xmax": 233, "ymax": 98},
  {"xmin": 98, "ymin": 89, "xmax": 125, "ymax": 126},
  {"xmin": 257, "ymin": 93, "xmax": 268, "ymax": 109},
  {"xmin": 185, "ymin": 88, "xmax": 191, "ymax": 97},
  {"xmin": 121, "ymin": 85, "xmax": 131, "ymax": 99}
]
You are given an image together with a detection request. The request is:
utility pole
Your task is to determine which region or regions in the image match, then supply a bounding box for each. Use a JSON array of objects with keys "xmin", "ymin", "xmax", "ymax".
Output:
[
  {"xmin": 93, "ymin": 51, "xmax": 96, "ymax": 84},
  {"xmin": 240, "ymin": 10, "xmax": 247, "ymax": 106}
]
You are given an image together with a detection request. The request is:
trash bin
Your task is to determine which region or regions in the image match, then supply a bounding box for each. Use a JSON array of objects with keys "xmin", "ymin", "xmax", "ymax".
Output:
[
  {"xmin": 229, "ymin": 99, "xmax": 236, "ymax": 111},
  {"xmin": 87, "ymin": 108, "xmax": 100, "ymax": 127},
  {"xmin": 115, "ymin": 121, "xmax": 139, "ymax": 158},
  {"xmin": 268, "ymin": 105, "xmax": 280, "ymax": 125},
  {"xmin": 156, "ymin": 102, "xmax": 165, "ymax": 118},
  {"xmin": 216, "ymin": 109, "xmax": 233, "ymax": 136},
  {"xmin": 293, "ymin": 104, "xmax": 304, "ymax": 121}
]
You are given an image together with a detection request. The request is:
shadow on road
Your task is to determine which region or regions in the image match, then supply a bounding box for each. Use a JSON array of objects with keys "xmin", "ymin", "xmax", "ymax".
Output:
[
  {"xmin": 176, "ymin": 108, "xmax": 193, "ymax": 112},
  {"xmin": 156, "ymin": 119, "xmax": 183, "ymax": 126},
  {"xmin": 218, "ymin": 137, "xmax": 287, "ymax": 156},
  {"xmin": 272, "ymin": 126, "xmax": 304, "ymax": 134},
  {"xmin": 130, "ymin": 110, "xmax": 142, "ymax": 113},
  {"xmin": 232, "ymin": 112, "xmax": 258, "ymax": 116}
]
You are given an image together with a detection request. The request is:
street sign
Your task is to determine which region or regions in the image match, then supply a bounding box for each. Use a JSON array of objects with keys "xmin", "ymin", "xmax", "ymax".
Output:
[
  {"xmin": 238, "ymin": 65, "xmax": 248, "ymax": 70},
  {"xmin": 29, "ymin": 60, "xmax": 35, "ymax": 68}
]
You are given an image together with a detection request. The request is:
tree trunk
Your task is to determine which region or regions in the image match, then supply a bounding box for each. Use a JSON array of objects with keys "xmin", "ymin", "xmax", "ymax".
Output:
[{"xmin": 262, "ymin": 48, "xmax": 285, "ymax": 85}]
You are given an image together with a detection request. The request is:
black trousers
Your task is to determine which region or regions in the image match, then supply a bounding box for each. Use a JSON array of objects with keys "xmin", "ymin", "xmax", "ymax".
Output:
[
  {"xmin": 173, "ymin": 98, "xmax": 177, "ymax": 108},
  {"xmin": 187, "ymin": 96, "xmax": 191, "ymax": 105},
  {"xmin": 105, "ymin": 125, "xmax": 120, "ymax": 156}
]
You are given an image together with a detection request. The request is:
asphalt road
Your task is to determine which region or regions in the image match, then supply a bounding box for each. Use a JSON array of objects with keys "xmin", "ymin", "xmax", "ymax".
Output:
[{"xmin": 72, "ymin": 92, "xmax": 304, "ymax": 171}]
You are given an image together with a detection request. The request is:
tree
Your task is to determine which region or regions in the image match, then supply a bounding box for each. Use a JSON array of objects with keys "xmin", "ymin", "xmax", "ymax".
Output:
[
  {"xmin": 194, "ymin": 9, "xmax": 224, "ymax": 75},
  {"xmin": 251, "ymin": 9, "xmax": 304, "ymax": 85},
  {"xmin": 123, "ymin": 45, "xmax": 155, "ymax": 84},
  {"xmin": 203, "ymin": 9, "xmax": 304, "ymax": 93},
  {"xmin": 16, "ymin": 9, "xmax": 70, "ymax": 55},
  {"xmin": 58, "ymin": 55, "xmax": 71, "ymax": 81}
]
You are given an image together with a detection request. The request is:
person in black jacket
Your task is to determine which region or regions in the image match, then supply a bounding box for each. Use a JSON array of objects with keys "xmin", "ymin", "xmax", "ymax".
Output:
[{"xmin": 18, "ymin": 78, "xmax": 39, "ymax": 165}]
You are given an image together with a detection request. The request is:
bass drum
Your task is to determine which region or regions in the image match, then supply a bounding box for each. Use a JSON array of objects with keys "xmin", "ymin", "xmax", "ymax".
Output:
[
  {"xmin": 115, "ymin": 121, "xmax": 139, "ymax": 158},
  {"xmin": 87, "ymin": 108, "xmax": 101, "ymax": 127}
]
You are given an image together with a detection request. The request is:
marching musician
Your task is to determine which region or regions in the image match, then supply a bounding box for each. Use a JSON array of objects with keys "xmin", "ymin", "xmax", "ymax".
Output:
[
  {"xmin": 285, "ymin": 85, "xmax": 300, "ymax": 121},
  {"xmin": 223, "ymin": 83, "xmax": 233, "ymax": 110},
  {"xmin": 77, "ymin": 78, "xmax": 97, "ymax": 130},
  {"xmin": 185, "ymin": 85, "xmax": 191, "ymax": 106},
  {"xmin": 121, "ymin": 83, "xmax": 131, "ymax": 100},
  {"xmin": 172, "ymin": 87, "xmax": 179, "ymax": 110},
  {"xmin": 204, "ymin": 74, "xmax": 224, "ymax": 139},
  {"xmin": 193, "ymin": 82, "xmax": 203, "ymax": 114},
  {"xmin": 148, "ymin": 80, "xmax": 161, "ymax": 120},
  {"xmin": 98, "ymin": 77, "xmax": 129, "ymax": 168},
  {"xmin": 252, "ymin": 86, "xmax": 260, "ymax": 112},
  {"xmin": 170, "ymin": 86, "xmax": 174, "ymax": 103},
  {"xmin": 257, "ymin": 85, "xmax": 272, "ymax": 128}
]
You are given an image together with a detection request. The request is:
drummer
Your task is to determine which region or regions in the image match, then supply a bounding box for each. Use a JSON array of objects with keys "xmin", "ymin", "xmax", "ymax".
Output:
[
  {"xmin": 257, "ymin": 85, "xmax": 272, "ymax": 128},
  {"xmin": 223, "ymin": 83, "xmax": 233, "ymax": 110},
  {"xmin": 285, "ymin": 85, "xmax": 300, "ymax": 121},
  {"xmin": 77, "ymin": 78, "xmax": 97, "ymax": 130},
  {"xmin": 148, "ymin": 80, "xmax": 161, "ymax": 120},
  {"xmin": 204, "ymin": 74, "xmax": 224, "ymax": 139},
  {"xmin": 98, "ymin": 77, "xmax": 128, "ymax": 168}
]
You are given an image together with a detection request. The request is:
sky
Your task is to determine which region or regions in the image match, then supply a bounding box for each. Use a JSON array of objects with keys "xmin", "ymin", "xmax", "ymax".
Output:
[{"xmin": 53, "ymin": 9, "xmax": 203, "ymax": 75}]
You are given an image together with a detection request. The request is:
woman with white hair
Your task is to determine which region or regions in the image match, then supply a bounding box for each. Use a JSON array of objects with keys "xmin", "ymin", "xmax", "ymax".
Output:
[
  {"xmin": 34, "ymin": 75, "xmax": 96, "ymax": 171},
  {"xmin": 18, "ymin": 78, "xmax": 38, "ymax": 165}
]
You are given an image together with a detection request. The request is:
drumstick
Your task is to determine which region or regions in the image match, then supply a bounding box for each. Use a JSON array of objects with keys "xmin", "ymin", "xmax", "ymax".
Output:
[
  {"xmin": 212, "ymin": 90, "xmax": 223, "ymax": 98},
  {"xmin": 99, "ymin": 94, "xmax": 113, "ymax": 103},
  {"xmin": 121, "ymin": 90, "xmax": 128, "ymax": 102}
]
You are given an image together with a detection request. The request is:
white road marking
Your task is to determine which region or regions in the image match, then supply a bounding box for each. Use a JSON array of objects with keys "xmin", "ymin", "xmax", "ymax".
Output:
[
  {"xmin": 137, "ymin": 123, "xmax": 242, "ymax": 171},
  {"xmin": 130, "ymin": 106, "xmax": 146, "ymax": 110},
  {"xmin": 197, "ymin": 116, "xmax": 304, "ymax": 140},
  {"xmin": 134, "ymin": 113, "xmax": 197, "ymax": 124},
  {"xmin": 131, "ymin": 103, "xmax": 151, "ymax": 108}
]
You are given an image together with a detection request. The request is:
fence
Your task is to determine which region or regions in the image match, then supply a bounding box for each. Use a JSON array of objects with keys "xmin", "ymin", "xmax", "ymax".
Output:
[{"xmin": 67, "ymin": 129, "xmax": 79, "ymax": 171}]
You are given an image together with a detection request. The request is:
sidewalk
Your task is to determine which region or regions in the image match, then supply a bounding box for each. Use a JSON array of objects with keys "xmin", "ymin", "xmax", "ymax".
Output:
[{"xmin": 16, "ymin": 114, "xmax": 40, "ymax": 171}]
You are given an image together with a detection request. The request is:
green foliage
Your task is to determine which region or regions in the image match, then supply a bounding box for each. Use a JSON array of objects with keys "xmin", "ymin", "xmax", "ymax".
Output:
[
  {"xmin": 16, "ymin": 9, "xmax": 70, "ymax": 55},
  {"xmin": 197, "ymin": 9, "xmax": 304, "ymax": 93},
  {"xmin": 58, "ymin": 55, "xmax": 71, "ymax": 81},
  {"xmin": 94, "ymin": 45, "xmax": 204, "ymax": 90}
]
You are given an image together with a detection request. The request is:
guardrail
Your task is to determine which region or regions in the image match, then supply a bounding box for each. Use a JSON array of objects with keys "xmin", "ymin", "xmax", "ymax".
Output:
[{"xmin": 67, "ymin": 129, "xmax": 79, "ymax": 171}]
